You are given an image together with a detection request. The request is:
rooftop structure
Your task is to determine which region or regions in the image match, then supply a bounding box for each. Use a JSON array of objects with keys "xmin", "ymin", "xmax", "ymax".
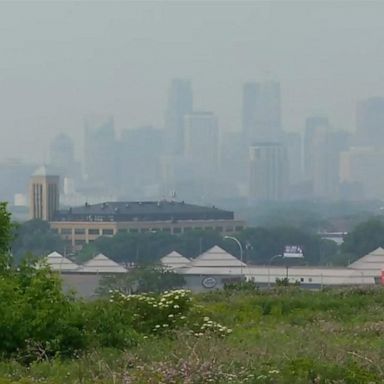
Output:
[
  {"xmin": 45, "ymin": 251, "xmax": 80, "ymax": 271},
  {"xmin": 81, "ymin": 253, "xmax": 127, "ymax": 273},
  {"xmin": 53, "ymin": 201, "xmax": 233, "ymax": 222},
  {"xmin": 348, "ymin": 247, "xmax": 384, "ymax": 275},
  {"xmin": 189, "ymin": 245, "xmax": 246, "ymax": 268},
  {"xmin": 160, "ymin": 251, "xmax": 190, "ymax": 269}
]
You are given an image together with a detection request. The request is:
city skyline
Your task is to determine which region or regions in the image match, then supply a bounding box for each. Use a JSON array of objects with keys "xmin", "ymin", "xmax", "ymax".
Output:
[{"xmin": 2, "ymin": 2, "xmax": 384, "ymax": 162}]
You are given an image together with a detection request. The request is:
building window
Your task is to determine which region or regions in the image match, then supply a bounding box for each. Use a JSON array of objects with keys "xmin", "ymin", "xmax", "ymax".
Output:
[
  {"xmin": 51, "ymin": 228, "xmax": 59, "ymax": 234},
  {"xmin": 130, "ymin": 228, "xmax": 138, "ymax": 233},
  {"xmin": 235, "ymin": 226, "xmax": 244, "ymax": 232},
  {"xmin": 74, "ymin": 228, "xmax": 85, "ymax": 235},
  {"xmin": 141, "ymin": 228, "xmax": 149, "ymax": 233},
  {"xmin": 194, "ymin": 227, "xmax": 202, "ymax": 231},
  {"xmin": 75, "ymin": 239, "xmax": 86, "ymax": 245},
  {"xmin": 215, "ymin": 226, "xmax": 223, "ymax": 232},
  {"xmin": 102, "ymin": 229, "xmax": 114, "ymax": 236},
  {"xmin": 61, "ymin": 228, "xmax": 72, "ymax": 235},
  {"xmin": 162, "ymin": 228, "xmax": 171, "ymax": 232},
  {"xmin": 118, "ymin": 228, "xmax": 127, "ymax": 233},
  {"xmin": 88, "ymin": 229, "xmax": 100, "ymax": 235},
  {"xmin": 225, "ymin": 227, "xmax": 233, "ymax": 233},
  {"xmin": 173, "ymin": 227, "xmax": 182, "ymax": 234},
  {"xmin": 183, "ymin": 227, "xmax": 192, "ymax": 232}
]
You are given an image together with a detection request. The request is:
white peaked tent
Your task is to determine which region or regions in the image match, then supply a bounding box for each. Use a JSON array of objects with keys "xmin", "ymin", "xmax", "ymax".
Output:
[
  {"xmin": 82, "ymin": 253, "xmax": 127, "ymax": 273},
  {"xmin": 190, "ymin": 245, "xmax": 246, "ymax": 268},
  {"xmin": 348, "ymin": 247, "xmax": 384, "ymax": 275},
  {"xmin": 160, "ymin": 251, "xmax": 190, "ymax": 269},
  {"xmin": 45, "ymin": 251, "xmax": 80, "ymax": 271}
]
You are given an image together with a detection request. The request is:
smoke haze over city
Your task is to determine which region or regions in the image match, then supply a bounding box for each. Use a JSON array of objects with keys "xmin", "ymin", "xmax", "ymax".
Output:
[{"xmin": 2, "ymin": 1, "xmax": 384, "ymax": 209}]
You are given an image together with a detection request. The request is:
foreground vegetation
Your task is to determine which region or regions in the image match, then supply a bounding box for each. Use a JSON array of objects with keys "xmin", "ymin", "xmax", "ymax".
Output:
[
  {"xmin": 4, "ymin": 203, "xmax": 384, "ymax": 382},
  {"xmin": 2, "ymin": 284, "xmax": 384, "ymax": 383}
]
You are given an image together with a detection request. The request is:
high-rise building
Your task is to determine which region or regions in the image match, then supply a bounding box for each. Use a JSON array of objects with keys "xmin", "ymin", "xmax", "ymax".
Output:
[
  {"xmin": 249, "ymin": 143, "xmax": 288, "ymax": 202},
  {"xmin": 49, "ymin": 133, "xmax": 75, "ymax": 171},
  {"xmin": 219, "ymin": 131, "xmax": 248, "ymax": 187},
  {"xmin": 49, "ymin": 133, "xmax": 81, "ymax": 183},
  {"xmin": 29, "ymin": 166, "xmax": 59, "ymax": 221},
  {"xmin": 120, "ymin": 126, "xmax": 163, "ymax": 197},
  {"xmin": 304, "ymin": 116, "xmax": 330, "ymax": 181},
  {"xmin": 340, "ymin": 146, "xmax": 384, "ymax": 199},
  {"xmin": 304, "ymin": 116, "xmax": 349, "ymax": 198},
  {"xmin": 356, "ymin": 97, "xmax": 384, "ymax": 147},
  {"xmin": 242, "ymin": 81, "xmax": 282, "ymax": 144},
  {"xmin": 164, "ymin": 79, "xmax": 193, "ymax": 155},
  {"xmin": 283, "ymin": 132, "xmax": 302, "ymax": 186},
  {"xmin": 84, "ymin": 116, "xmax": 119, "ymax": 191},
  {"xmin": 184, "ymin": 112, "xmax": 218, "ymax": 179}
]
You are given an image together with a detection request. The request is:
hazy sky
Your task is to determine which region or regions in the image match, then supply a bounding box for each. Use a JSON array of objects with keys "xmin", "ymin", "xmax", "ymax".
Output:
[{"xmin": 1, "ymin": 1, "xmax": 384, "ymax": 163}]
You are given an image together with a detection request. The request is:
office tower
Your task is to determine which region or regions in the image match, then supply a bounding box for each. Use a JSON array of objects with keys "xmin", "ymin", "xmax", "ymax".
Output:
[
  {"xmin": 340, "ymin": 147, "xmax": 384, "ymax": 199},
  {"xmin": 164, "ymin": 79, "xmax": 193, "ymax": 155},
  {"xmin": 120, "ymin": 126, "xmax": 163, "ymax": 196},
  {"xmin": 304, "ymin": 116, "xmax": 330, "ymax": 181},
  {"xmin": 356, "ymin": 97, "xmax": 384, "ymax": 147},
  {"xmin": 304, "ymin": 116, "xmax": 349, "ymax": 198},
  {"xmin": 242, "ymin": 81, "xmax": 282, "ymax": 144},
  {"xmin": 283, "ymin": 132, "xmax": 302, "ymax": 185},
  {"xmin": 84, "ymin": 116, "xmax": 119, "ymax": 191},
  {"xmin": 29, "ymin": 166, "xmax": 59, "ymax": 221},
  {"xmin": 49, "ymin": 134, "xmax": 75, "ymax": 171},
  {"xmin": 249, "ymin": 143, "xmax": 288, "ymax": 202},
  {"xmin": 184, "ymin": 112, "xmax": 218, "ymax": 179},
  {"xmin": 49, "ymin": 133, "xmax": 81, "ymax": 183},
  {"xmin": 220, "ymin": 130, "xmax": 247, "ymax": 186}
]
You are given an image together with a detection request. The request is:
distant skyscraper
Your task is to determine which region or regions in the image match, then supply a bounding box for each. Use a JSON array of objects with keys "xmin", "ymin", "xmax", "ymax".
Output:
[
  {"xmin": 304, "ymin": 116, "xmax": 349, "ymax": 198},
  {"xmin": 242, "ymin": 81, "xmax": 282, "ymax": 144},
  {"xmin": 184, "ymin": 112, "xmax": 219, "ymax": 179},
  {"xmin": 120, "ymin": 126, "xmax": 163, "ymax": 196},
  {"xmin": 356, "ymin": 97, "xmax": 384, "ymax": 147},
  {"xmin": 340, "ymin": 146, "xmax": 384, "ymax": 199},
  {"xmin": 164, "ymin": 79, "xmax": 193, "ymax": 155},
  {"xmin": 283, "ymin": 132, "xmax": 302, "ymax": 186},
  {"xmin": 49, "ymin": 134, "xmax": 74, "ymax": 169},
  {"xmin": 29, "ymin": 166, "xmax": 59, "ymax": 221},
  {"xmin": 219, "ymin": 131, "xmax": 247, "ymax": 186},
  {"xmin": 49, "ymin": 133, "xmax": 79, "ymax": 181},
  {"xmin": 304, "ymin": 116, "xmax": 330, "ymax": 181},
  {"xmin": 249, "ymin": 143, "xmax": 288, "ymax": 202},
  {"xmin": 84, "ymin": 116, "xmax": 118, "ymax": 191}
]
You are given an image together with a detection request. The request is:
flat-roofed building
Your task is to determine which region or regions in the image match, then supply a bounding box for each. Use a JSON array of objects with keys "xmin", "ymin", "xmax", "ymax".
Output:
[{"xmin": 50, "ymin": 201, "xmax": 245, "ymax": 250}]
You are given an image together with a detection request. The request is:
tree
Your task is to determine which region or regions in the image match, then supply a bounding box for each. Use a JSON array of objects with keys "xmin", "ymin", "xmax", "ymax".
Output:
[
  {"xmin": 0, "ymin": 202, "xmax": 13, "ymax": 272},
  {"xmin": 340, "ymin": 218, "xmax": 384, "ymax": 262},
  {"xmin": 11, "ymin": 219, "xmax": 65, "ymax": 262}
]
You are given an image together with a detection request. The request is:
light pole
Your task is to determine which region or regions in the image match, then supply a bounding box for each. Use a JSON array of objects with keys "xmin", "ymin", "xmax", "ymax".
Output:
[{"xmin": 224, "ymin": 236, "xmax": 244, "ymax": 278}]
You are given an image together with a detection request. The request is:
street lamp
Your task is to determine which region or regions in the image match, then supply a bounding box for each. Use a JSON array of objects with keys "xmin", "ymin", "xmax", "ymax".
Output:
[
  {"xmin": 268, "ymin": 247, "xmax": 304, "ymax": 287},
  {"xmin": 224, "ymin": 235, "xmax": 244, "ymax": 278},
  {"xmin": 268, "ymin": 254, "xmax": 282, "ymax": 287}
]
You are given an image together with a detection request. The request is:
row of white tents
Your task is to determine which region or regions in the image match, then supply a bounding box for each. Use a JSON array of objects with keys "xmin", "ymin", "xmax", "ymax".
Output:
[
  {"xmin": 44, "ymin": 246, "xmax": 384, "ymax": 287},
  {"xmin": 45, "ymin": 251, "xmax": 127, "ymax": 273}
]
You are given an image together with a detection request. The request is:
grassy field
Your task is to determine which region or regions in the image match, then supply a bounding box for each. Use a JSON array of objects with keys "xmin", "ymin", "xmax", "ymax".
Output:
[{"xmin": 1, "ymin": 286, "xmax": 384, "ymax": 383}]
